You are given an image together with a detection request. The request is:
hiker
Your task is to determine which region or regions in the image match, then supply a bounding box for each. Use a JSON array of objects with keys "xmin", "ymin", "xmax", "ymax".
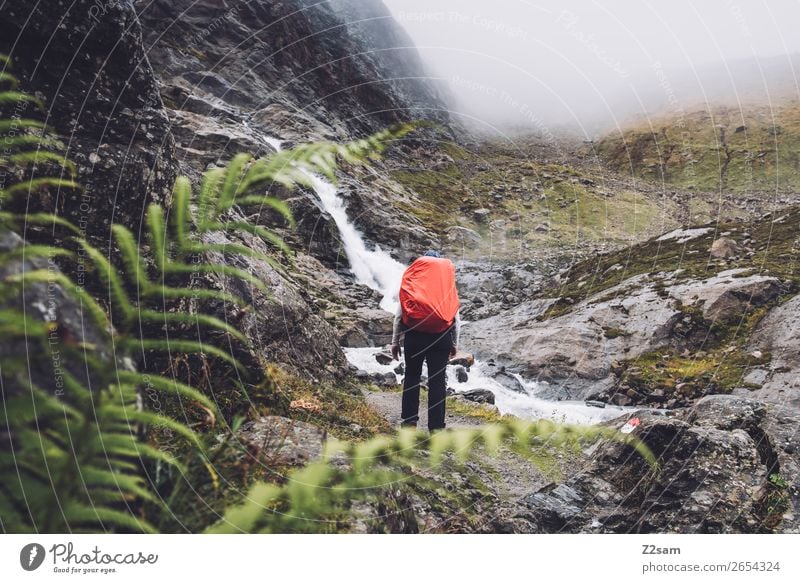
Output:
[{"xmin": 391, "ymin": 250, "xmax": 461, "ymax": 432}]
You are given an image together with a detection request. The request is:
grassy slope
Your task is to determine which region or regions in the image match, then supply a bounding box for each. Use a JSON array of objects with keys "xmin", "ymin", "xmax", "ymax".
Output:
[
  {"xmin": 388, "ymin": 140, "xmax": 675, "ymax": 260},
  {"xmin": 595, "ymin": 101, "xmax": 800, "ymax": 195}
]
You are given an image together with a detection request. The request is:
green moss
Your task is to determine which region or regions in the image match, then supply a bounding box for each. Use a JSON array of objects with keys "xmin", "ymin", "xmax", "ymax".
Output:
[
  {"xmin": 602, "ymin": 326, "xmax": 632, "ymax": 339},
  {"xmin": 447, "ymin": 397, "xmax": 503, "ymax": 423},
  {"xmin": 756, "ymin": 473, "xmax": 792, "ymax": 531},
  {"xmin": 541, "ymin": 205, "xmax": 800, "ymax": 320},
  {"xmin": 268, "ymin": 365, "xmax": 391, "ymax": 440}
]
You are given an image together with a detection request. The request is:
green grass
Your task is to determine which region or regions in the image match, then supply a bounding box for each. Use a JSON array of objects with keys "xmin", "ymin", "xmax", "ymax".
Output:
[
  {"xmin": 447, "ymin": 396, "xmax": 503, "ymax": 423},
  {"xmin": 596, "ymin": 102, "xmax": 800, "ymax": 194},
  {"xmin": 267, "ymin": 365, "xmax": 391, "ymax": 440},
  {"xmin": 387, "ymin": 140, "xmax": 675, "ymax": 259}
]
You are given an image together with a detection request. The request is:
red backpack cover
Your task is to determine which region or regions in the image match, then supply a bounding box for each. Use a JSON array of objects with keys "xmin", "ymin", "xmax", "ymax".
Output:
[{"xmin": 399, "ymin": 256, "xmax": 460, "ymax": 333}]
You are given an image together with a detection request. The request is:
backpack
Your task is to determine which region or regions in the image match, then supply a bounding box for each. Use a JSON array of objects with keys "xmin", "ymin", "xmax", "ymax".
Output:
[{"xmin": 399, "ymin": 256, "xmax": 460, "ymax": 334}]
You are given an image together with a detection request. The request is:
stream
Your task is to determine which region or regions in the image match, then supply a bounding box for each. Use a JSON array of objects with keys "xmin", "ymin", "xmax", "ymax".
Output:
[{"xmin": 263, "ymin": 135, "xmax": 632, "ymax": 425}]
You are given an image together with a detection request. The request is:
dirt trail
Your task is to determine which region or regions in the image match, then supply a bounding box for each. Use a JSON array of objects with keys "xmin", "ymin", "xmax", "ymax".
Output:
[{"xmin": 363, "ymin": 388, "xmax": 568, "ymax": 506}]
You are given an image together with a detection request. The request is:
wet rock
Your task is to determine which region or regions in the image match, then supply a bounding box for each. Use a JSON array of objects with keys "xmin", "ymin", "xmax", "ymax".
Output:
[
  {"xmin": 448, "ymin": 352, "xmax": 476, "ymax": 367},
  {"xmin": 446, "ymin": 226, "xmax": 481, "ymax": 245},
  {"xmin": 454, "ymin": 365, "xmax": 469, "ymax": 383},
  {"xmin": 747, "ymin": 293, "xmax": 800, "ymax": 407},
  {"xmin": 238, "ymin": 416, "xmax": 326, "ymax": 466},
  {"xmin": 463, "ymin": 271, "xmax": 782, "ymax": 399},
  {"xmin": 483, "ymin": 363, "xmax": 526, "ymax": 393},
  {"xmin": 202, "ymin": 227, "xmax": 349, "ymax": 381},
  {"xmin": 458, "ymin": 388, "xmax": 495, "ymax": 405},
  {"xmin": 473, "ymin": 208, "xmax": 491, "ymax": 223},
  {"xmin": 370, "ymin": 372, "xmax": 398, "ymax": 388},
  {"xmin": 1, "ymin": 0, "xmax": 178, "ymax": 238},
  {"xmin": 609, "ymin": 393, "xmax": 632, "ymax": 406},
  {"xmin": 375, "ymin": 351, "xmax": 394, "ymax": 366},
  {"xmin": 520, "ymin": 484, "xmax": 583, "ymax": 530},
  {"xmin": 521, "ymin": 395, "xmax": 800, "ymax": 533}
]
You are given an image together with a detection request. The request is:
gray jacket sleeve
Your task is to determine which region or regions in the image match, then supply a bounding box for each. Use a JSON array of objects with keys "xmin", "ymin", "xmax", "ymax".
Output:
[
  {"xmin": 391, "ymin": 305, "xmax": 403, "ymax": 346},
  {"xmin": 452, "ymin": 310, "xmax": 461, "ymax": 349}
]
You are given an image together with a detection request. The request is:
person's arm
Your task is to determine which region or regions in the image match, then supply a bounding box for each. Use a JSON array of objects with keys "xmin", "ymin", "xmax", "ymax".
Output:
[
  {"xmin": 450, "ymin": 310, "xmax": 461, "ymax": 356},
  {"xmin": 391, "ymin": 305, "xmax": 403, "ymax": 359}
]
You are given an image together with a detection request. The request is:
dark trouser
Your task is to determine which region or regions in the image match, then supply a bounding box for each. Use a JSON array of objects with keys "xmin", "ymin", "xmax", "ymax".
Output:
[{"xmin": 401, "ymin": 328, "xmax": 452, "ymax": 431}]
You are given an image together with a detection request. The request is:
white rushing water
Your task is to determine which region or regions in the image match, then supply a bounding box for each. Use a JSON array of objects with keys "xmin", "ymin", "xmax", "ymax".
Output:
[
  {"xmin": 264, "ymin": 134, "xmax": 631, "ymax": 424},
  {"xmin": 263, "ymin": 136, "xmax": 405, "ymax": 312},
  {"xmin": 344, "ymin": 347, "xmax": 631, "ymax": 424}
]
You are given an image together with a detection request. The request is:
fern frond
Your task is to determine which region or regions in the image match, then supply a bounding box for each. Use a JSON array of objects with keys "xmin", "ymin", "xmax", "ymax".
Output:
[
  {"xmin": 146, "ymin": 204, "xmax": 168, "ymax": 273},
  {"xmin": 62, "ymin": 502, "xmax": 156, "ymax": 533},
  {"xmin": 196, "ymin": 167, "xmax": 226, "ymax": 226},
  {"xmin": 77, "ymin": 240, "xmax": 134, "ymax": 322},
  {"xmin": 216, "ymin": 153, "xmax": 252, "ymax": 214},
  {"xmin": 81, "ymin": 466, "xmax": 158, "ymax": 504},
  {"xmin": 233, "ymin": 197, "xmax": 294, "ymax": 227},
  {"xmin": 0, "ymin": 177, "xmax": 81, "ymax": 201},
  {"xmin": 0, "ymin": 212, "xmax": 82, "ymax": 234},
  {"xmin": 216, "ymin": 221, "xmax": 293, "ymax": 260},
  {"xmin": 162, "ymin": 261, "xmax": 270, "ymax": 295},
  {"xmin": 125, "ymin": 338, "xmax": 245, "ymax": 373},
  {"xmin": 116, "ymin": 371, "xmax": 218, "ymax": 416},
  {"xmin": 0, "ymin": 118, "xmax": 44, "ymax": 132},
  {"xmin": 4, "ymin": 270, "xmax": 110, "ymax": 330},
  {"xmin": 204, "ymin": 482, "xmax": 281, "ymax": 534},
  {"xmin": 0, "ymin": 90, "xmax": 43, "ymax": 108},
  {"xmin": 136, "ymin": 308, "xmax": 248, "ymax": 344},
  {"xmin": 143, "ymin": 284, "xmax": 246, "ymax": 307},
  {"xmin": 0, "ymin": 134, "xmax": 63, "ymax": 152},
  {"xmin": 172, "ymin": 175, "xmax": 192, "ymax": 247},
  {"xmin": 0, "ymin": 245, "xmax": 73, "ymax": 267},
  {"xmin": 6, "ymin": 151, "xmax": 77, "ymax": 176},
  {"xmin": 101, "ymin": 404, "xmax": 202, "ymax": 448}
]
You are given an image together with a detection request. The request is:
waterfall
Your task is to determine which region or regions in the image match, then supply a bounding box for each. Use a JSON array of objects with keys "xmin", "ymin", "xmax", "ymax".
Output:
[
  {"xmin": 263, "ymin": 136, "xmax": 405, "ymax": 313},
  {"xmin": 262, "ymin": 135, "xmax": 634, "ymax": 424}
]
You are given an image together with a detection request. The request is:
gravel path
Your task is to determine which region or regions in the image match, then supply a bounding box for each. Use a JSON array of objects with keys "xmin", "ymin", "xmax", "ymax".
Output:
[{"xmin": 363, "ymin": 388, "xmax": 565, "ymax": 505}]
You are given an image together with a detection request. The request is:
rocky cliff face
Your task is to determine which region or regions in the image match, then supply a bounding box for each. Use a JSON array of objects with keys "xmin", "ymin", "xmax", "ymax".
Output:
[
  {"xmin": 1, "ymin": 0, "xmax": 452, "ymax": 380},
  {"xmin": 0, "ymin": 0, "xmax": 177, "ymax": 234},
  {"xmin": 135, "ymin": 0, "xmax": 449, "ymax": 142}
]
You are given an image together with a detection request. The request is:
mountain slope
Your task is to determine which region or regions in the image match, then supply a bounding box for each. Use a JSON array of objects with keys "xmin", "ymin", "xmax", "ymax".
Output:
[{"xmin": 596, "ymin": 102, "xmax": 800, "ymax": 198}]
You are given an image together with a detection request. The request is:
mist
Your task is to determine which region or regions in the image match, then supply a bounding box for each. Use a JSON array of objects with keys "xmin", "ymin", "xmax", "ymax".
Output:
[{"xmin": 381, "ymin": 0, "xmax": 800, "ymax": 137}]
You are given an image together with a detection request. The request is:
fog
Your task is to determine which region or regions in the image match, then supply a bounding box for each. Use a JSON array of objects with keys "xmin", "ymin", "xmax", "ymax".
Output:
[{"xmin": 381, "ymin": 0, "xmax": 800, "ymax": 136}]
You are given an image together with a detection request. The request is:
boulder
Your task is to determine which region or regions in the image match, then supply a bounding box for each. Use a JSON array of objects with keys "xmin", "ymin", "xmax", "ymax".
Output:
[
  {"xmin": 370, "ymin": 372, "xmax": 398, "ymax": 388},
  {"xmin": 1, "ymin": 0, "xmax": 178, "ymax": 238},
  {"xmin": 518, "ymin": 395, "xmax": 800, "ymax": 532},
  {"xmin": 463, "ymin": 271, "xmax": 783, "ymax": 399},
  {"xmin": 669, "ymin": 270, "xmax": 782, "ymax": 322},
  {"xmin": 445, "ymin": 226, "xmax": 482, "ymax": 245},
  {"xmin": 458, "ymin": 388, "xmax": 496, "ymax": 405},
  {"xmin": 448, "ymin": 352, "xmax": 476, "ymax": 367},
  {"xmin": 473, "ymin": 208, "xmax": 491, "ymax": 223},
  {"xmin": 483, "ymin": 364, "xmax": 527, "ymax": 393},
  {"xmin": 710, "ymin": 237, "xmax": 739, "ymax": 259},
  {"xmin": 454, "ymin": 365, "xmax": 469, "ymax": 383},
  {"xmin": 237, "ymin": 416, "xmax": 327, "ymax": 466},
  {"xmin": 747, "ymin": 293, "xmax": 800, "ymax": 407}
]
